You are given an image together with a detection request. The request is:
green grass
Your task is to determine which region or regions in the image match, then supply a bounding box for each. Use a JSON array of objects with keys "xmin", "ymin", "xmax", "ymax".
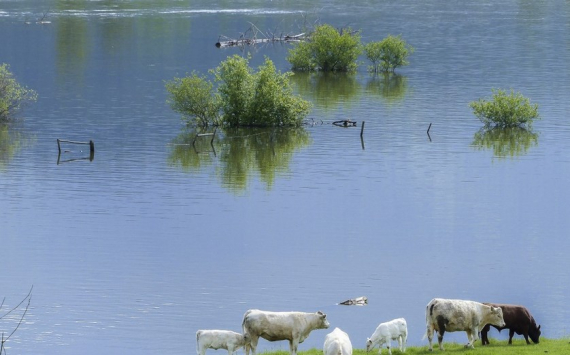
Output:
[{"xmin": 262, "ymin": 338, "xmax": 570, "ymax": 355}]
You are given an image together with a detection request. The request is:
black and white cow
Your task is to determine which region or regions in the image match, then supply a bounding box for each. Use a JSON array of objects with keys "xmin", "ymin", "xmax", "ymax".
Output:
[{"xmin": 425, "ymin": 298, "xmax": 505, "ymax": 351}]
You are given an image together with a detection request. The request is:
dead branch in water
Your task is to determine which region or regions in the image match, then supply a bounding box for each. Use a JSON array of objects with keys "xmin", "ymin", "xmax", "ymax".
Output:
[{"xmin": 216, "ymin": 22, "xmax": 307, "ymax": 48}]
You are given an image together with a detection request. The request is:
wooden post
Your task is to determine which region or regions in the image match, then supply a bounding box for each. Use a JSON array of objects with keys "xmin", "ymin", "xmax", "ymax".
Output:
[
  {"xmin": 89, "ymin": 140, "xmax": 95, "ymax": 154},
  {"xmin": 57, "ymin": 139, "xmax": 61, "ymax": 153},
  {"xmin": 360, "ymin": 121, "xmax": 365, "ymax": 138}
]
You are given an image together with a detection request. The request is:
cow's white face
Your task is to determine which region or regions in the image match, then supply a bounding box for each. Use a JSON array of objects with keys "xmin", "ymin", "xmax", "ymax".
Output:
[
  {"xmin": 365, "ymin": 338, "xmax": 373, "ymax": 352},
  {"xmin": 317, "ymin": 311, "xmax": 330, "ymax": 329},
  {"xmin": 490, "ymin": 307, "xmax": 506, "ymax": 328}
]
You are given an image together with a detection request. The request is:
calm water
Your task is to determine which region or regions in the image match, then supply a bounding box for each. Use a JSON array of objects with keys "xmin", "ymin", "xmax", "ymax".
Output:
[{"xmin": 1, "ymin": 1, "xmax": 570, "ymax": 354}]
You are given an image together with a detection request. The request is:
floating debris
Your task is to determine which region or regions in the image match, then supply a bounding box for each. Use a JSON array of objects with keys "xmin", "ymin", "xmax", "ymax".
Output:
[{"xmin": 339, "ymin": 296, "xmax": 368, "ymax": 306}]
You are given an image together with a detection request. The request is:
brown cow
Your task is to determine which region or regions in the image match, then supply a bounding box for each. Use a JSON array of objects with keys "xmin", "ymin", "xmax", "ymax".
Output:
[{"xmin": 481, "ymin": 303, "xmax": 541, "ymax": 345}]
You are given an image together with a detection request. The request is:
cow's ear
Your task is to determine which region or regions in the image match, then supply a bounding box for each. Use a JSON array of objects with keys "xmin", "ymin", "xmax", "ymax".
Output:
[
  {"xmin": 538, "ymin": 325, "xmax": 541, "ymax": 330},
  {"xmin": 317, "ymin": 311, "xmax": 325, "ymax": 317}
]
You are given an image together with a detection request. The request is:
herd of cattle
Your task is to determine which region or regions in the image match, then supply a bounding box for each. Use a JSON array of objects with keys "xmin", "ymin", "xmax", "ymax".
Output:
[{"xmin": 196, "ymin": 298, "xmax": 542, "ymax": 355}]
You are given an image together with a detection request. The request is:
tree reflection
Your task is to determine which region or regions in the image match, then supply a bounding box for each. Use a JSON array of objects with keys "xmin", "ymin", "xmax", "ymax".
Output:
[
  {"xmin": 168, "ymin": 127, "xmax": 311, "ymax": 191},
  {"xmin": 472, "ymin": 126, "xmax": 539, "ymax": 158},
  {"xmin": 289, "ymin": 72, "xmax": 360, "ymax": 111},
  {"xmin": 364, "ymin": 72, "xmax": 408, "ymax": 105},
  {"xmin": 0, "ymin": 125, "xmax": 30, "ymax": 171}
]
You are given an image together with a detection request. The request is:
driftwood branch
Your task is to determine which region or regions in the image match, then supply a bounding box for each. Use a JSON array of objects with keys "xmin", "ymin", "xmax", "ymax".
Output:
[{"xmin": 216, "ymin": 23, "xmax": 307, "ymax": 48}]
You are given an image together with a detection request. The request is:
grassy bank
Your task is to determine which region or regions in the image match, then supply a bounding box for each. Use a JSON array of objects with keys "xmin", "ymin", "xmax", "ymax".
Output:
[{"xmin": 262, "ymin": 338, "xmax": 569, "ymax": 355}]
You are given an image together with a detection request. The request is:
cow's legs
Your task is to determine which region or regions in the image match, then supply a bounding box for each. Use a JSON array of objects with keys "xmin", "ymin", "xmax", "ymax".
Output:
[
  {"xmin": 387, "ymin": 343, "xmax": 392, "ymax": 355},
  {"xmin": 426, "ymin": 324, "xmax": 435, "ymax": 351},
  {"xmin": 480, "ymin": 324, "xmax": 490, "ymax": 345},
  {"xmin": 508, "ymin": 329, "xmax": 515, "ymax": 344},
  {"xmin": 289, "ymin": 339, "xmax": 299, "ymax": 355},
  {"xmin": 246, "ymin": 336, "xmax": 258, "ymax": 355},
  {"xmin": 437, "ymin": 330, "xmax": 445, "ymax": 351},
  {"xmin": 523, "ymin": 331, "xmax": 531, "ymax": 345}
]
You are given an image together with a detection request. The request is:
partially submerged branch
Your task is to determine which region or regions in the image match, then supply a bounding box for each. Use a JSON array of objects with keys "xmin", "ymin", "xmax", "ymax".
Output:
[{"xmin": 216, "ymin": 23, "xmax": 306, "ymax": 48}]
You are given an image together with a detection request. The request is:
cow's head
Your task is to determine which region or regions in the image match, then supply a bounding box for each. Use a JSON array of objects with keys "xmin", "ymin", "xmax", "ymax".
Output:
[
  {"xmin": 489, "ymin": 306, "xmax": 506, "ymax": 328},
  {"xmin": 365, "ymin": 338, "xmax": 373, "ymax": 352},
  {"xmin": 316, "ymin": 311, "xmax": 330, "ymax": 329},
  {"xmin": 529, "ymin": 324, "xmax": 541, "ymax": 344}
]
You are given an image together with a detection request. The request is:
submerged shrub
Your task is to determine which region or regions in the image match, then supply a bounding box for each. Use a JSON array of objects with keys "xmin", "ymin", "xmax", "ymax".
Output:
[
  {"xmin": 364, "ymin": 35, "xmax": 414, "ymax": 73},
  {"xmin": 166, "ymin": 55, "xmax": 311, "ymax": 127},
  {"xmin": 0, "ymin": 63, "xmax": 37, "ymax": 123},
  {"xmin": 470, "ymin": 89, "xmax": 540, "ymax": 128},
  {"xmin": 287, "ymin": 24, "xmax": 362, "ymax": 72},
  {"xmin": 165, "ymin": 72, "xmax": 221, "ymax": 127}
]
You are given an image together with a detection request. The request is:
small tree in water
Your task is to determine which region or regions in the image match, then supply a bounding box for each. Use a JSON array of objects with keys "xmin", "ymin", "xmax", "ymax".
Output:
[
  {"xmin": 287, "ymin": 24, "xmax": 362, "ymax": 72},
  {"xmin": 0, "ymin": 63, "xmax": 37, "ymax": 123},
  {"xmin": 364, "ymin": 35, "xmax": 414, "ymax": 73},
  {"xmin": 470, "ymin": 89, "xmax": 540, "ymax": 128},
  {"xmin": 166, "ymin": 55, "xmax": 311, "ymax": 127}
]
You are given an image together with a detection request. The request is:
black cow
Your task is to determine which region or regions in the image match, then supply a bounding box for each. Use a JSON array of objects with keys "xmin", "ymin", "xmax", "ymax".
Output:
[{"xmin": 481, "ymin": 303, "xmax": 541, "ymax": 345}]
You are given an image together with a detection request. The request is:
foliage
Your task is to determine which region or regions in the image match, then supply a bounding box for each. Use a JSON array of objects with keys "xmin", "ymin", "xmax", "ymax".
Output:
[
  {"xmin": 472, "ymin": 126, "xmax": 539, "ymax": 158},
  {"xmin": 287, "ymin": 24, "xmax": 362, "ymax": 72},
  {"xmin": 166, "ymin": 56, "xmax": 311, "ymax": 127},
  {"xmin": 364, "ymin": 35, "xmax": 414, "ymax": 73},
  {"xmin": 165, "ymin": 72, "xmax": 221, "ymax": 127},
  {"xmin": 0, "ymin": 64, "xmax": 38, "ymax": 123},
  {"xmin": 469, "ymin": 89, "xmax": 540, "ymax": 128}
]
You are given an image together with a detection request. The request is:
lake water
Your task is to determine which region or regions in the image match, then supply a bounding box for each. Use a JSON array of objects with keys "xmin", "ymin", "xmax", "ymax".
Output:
[{"xmin": 1, "ymin": 1, "xmax": 570, "ymax": 354}]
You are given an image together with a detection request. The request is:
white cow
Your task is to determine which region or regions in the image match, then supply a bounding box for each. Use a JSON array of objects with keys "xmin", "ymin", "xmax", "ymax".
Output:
[
  {"xmin": 196, "ymin": 330, "xmax": 247, "ymax": 355},
  {"xmin": 324, "ymin": 328, "xmax": 353, "ymax": 355},
  {"xmin": 425, "ymin": 298, "xmax": 505, "ymax": 351},
  {"xmin": 242, "ymin": 309, "xmax": 330, "ymax": 355},
  {"xmin": 366, "ymin": 318, "xmax": 407, "ymax": 355}
]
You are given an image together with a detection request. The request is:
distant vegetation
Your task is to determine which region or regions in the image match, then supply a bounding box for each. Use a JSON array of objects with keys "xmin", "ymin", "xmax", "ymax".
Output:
[
  {"xmin": 287, "ymin": 24, "xmax": 362, "ymax": 72},
  {"xmin": 364, "ymin": 35, "xmax": 415, "ymax": 73},
  {"xmin": 0, "ymin": 63, "xmax": 37, "ymax": 123},
  {"xmin": 166, "ymin": 55, "xmax": 311, "ymax": 127},
  {"xmin": 470, "ymin": 89, "xmax": 540, "ymax": 128},
  {"xmin": 287, "ymin": 24, "xmax": 413, "ymax": 73}
]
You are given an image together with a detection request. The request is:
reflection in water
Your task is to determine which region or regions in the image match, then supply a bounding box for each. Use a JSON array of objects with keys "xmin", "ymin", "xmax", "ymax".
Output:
[
  {"xmin": 472, "ymin": 126, "xmax": 539, "ymax": 158},
  {"xmin": 290, "ymin": 72, "xmax": 360, "ymax": 111},
  {"xmin": 169, "ymin": 127, "xmax": 311, "ymax": 191},
  {"xmin": 290, "ymin": 72, "xmax": 409, "ymax": 112},
  {"xmin": 364, "ymin": 73, "xmax": 408, "ymax": 105},
  {"xmin": 0, "ymin": 126, "xmax": 33, "ymax": 171}
]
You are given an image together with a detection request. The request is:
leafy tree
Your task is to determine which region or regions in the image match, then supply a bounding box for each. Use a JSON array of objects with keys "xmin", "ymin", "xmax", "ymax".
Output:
[
  {"xmin": 287, "ymin": 24, "xmax": 362, "ymax": 72},
  {"xmin": 470, "ymin": 89, "xmax": 540, "ymax": 128},
  {"xmin": 364, "ymin": 35, "xmax": 414, "ymax": 73},
  {"xmin": 212, "ymin": 55, "xmax": 255, "ymax": 127},
  {"xmin": 166, "ymin": 55, "xmax": 311, "ymax": 127},
  {"xmin": 165, "ymin": 72, "xmax": 220, "ymax": 127},
  {"xmin": 247, "ymin": 58, "xmax": 311, "ymax": 126},
  {"xmin": 0, "ymin": 64, "xmax": 37, "ymax": 123}
]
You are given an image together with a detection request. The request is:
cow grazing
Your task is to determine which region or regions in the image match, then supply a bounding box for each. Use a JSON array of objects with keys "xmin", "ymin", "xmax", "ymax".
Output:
[
  {"xmin": 480, "ymin": 303, "xmax": 541, "ymax": 345},
  {"xmin": 425, "ymin": 298, "xmax": 505, "ymax": 351},
  {"xmin": 196, "ymin": 330, "xmax": 247, "ymax": 355},
  {"xmin": 242, "ymin": 309, "xmax": 330, "ymax": 355},
  {"xmin": 366, "ymin": 318, "xmax": 407, "ymax": 355},
  {"xmin": 324, "ymin": 328, "xmax": 353, "ymax": 355}
]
